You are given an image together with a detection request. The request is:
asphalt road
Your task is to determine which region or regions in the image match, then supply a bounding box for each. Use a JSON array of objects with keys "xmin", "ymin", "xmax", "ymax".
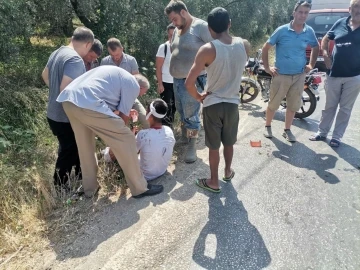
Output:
[{"xmin": 40, "ymin": 79, "xmax": 360, "ymax": 270}]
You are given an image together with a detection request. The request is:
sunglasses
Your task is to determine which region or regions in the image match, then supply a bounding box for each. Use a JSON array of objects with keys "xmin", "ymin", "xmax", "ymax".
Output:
[{"xmin": 297, "ymin": 0, "xmax": 312, "ymax": 4}]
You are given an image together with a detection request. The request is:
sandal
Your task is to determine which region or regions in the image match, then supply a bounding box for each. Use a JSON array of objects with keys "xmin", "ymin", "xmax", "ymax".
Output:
[
  {"xmin": 223, "ymin": 169, "xmax": 235, "ymax": 182},
  {"xmin": 309, "ymin": 134, "xmax": 326, "ymax": 141},
  {"xmin": 329, "ymin": 139, "xmax": 340, "ymax": 148},
  {"xmin": 195, "ymin": 179, "xmax": 221, "ymax": 193}
]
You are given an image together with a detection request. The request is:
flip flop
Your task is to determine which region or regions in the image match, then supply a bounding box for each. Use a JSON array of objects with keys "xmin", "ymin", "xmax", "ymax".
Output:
[
  {"xmin": 309, "ymin": 134, "xmax": 326, "ymax": 141},
  {"xmin": 222, "ymin": 169, "xmax": 235, "ymax": 182},
  {"xmin": 329, "ymin": 139, "xmax": 340, "ymax": 148},
  {"xmin": 195, "ymin": 179, "xmax": 221, "ymax": 193}
]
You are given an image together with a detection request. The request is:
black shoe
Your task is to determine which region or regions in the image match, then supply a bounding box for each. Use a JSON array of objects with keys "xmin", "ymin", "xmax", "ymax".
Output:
[{"xmin": 133, "ymin": 184, "xmax": 164, "ymax": 198}]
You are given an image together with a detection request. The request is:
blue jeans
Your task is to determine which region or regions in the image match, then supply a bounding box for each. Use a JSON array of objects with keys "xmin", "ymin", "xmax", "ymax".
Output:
[{"xmin": 173, "ymin": 75, "xmax": 206, "ymax": 130}]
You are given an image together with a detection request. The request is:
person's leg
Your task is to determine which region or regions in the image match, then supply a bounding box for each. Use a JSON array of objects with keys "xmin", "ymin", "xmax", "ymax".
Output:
[
  {"xmin": 63, "ymin": 103, "xmax": 99, "ymax": 197},
  {"xmin": 317, "ymin": 76, "xmax": 342, "ymax": 137},
  {"xmin": 173, "ymin": 78, "xmax": 184, "ymax": 124},
  {"xmin": 223, "ymin": 146, "xmax": 234, "ymax": 178},
  {"xmin": 285, "ymin": 73, "xmax": 306, "ymax": 128},
  {"xmin": 47, "ymin": 118, "xmax": 80, "ymax": 186},
  {"xmin": 181, "ymin": 76, "xmax": 205, "ymax": 162},
  {"xmin": 332, "ymin": 75, "xmax": 360, "ymax": 141},
  {"xmin": 132, "ymin": 99, "xmax": 149, "ymax": 129},
  {"xmin": 282, "ymin": 73, "xmax": 306, "ymax": 142},
  {"xmin": 160, "ymin": 82, "xmax": 175, "ymax": 127},
  {"xmin": 208, "ymin": 149, "xmax": 220, "ymax": 186},
  {"xmin": 201, "ymin": 104, "xmax": 222, "ymax": 189},
  {"xmin": 264, "ymin": 75, "xmax": 291, "ymax": 137},
  {"xmin": 221, "ymin": 103, "xmax": 239, "ymax": 178},
  {"xmin": 64, "ymin": 103, "xmax": 149, "ymax": 196}
]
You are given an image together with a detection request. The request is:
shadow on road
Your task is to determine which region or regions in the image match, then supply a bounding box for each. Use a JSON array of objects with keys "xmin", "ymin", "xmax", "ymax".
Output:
[
  {"xmin": 239, "ymin": 102, "xmax": 263, "ymax": 112},
  {"xmin": 330, "ymin": 142, "xmax": 360, "ymax": 171},
  {"xmin": 49, "ymin": 173, "xmax": 175, "ymax": 261},
  {"xmin": 247, "ymin": 107, "xmax": 321, "ymax": 133},
  {"xmin": 271, "ymin": 137, "xmax": 340, "ymax": 184},
  {"xmin": 192, "ymin": 183, "xmax": 271, "ymax": 270}
]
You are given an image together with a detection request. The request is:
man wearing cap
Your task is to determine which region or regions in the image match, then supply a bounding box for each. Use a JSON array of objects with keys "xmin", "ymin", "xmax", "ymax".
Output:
[
  {"xmin": 56, "ymin": 65, "xmax": 164, "ymax": 198},
  {"xmin": 262, "ymin": 0, "xmax": 319, "ymax": 142}
]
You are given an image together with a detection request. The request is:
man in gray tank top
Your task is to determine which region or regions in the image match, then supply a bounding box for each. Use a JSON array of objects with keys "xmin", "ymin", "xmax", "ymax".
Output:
[
  {"xmin": 165, "ymin": 0, "xmax": 213, "ymax": 163},
  {"xmin": 185, "ymin": 7, "xmax": 250, "ymax": 193},
  {"xmin": 41, "ymin": 27, "xmax": 94, "ymax": 188}
]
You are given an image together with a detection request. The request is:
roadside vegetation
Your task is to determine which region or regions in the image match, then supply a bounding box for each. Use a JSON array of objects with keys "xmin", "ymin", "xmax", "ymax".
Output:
[{"xmin": 0, "ymin": 0, "xmax": 293, "ymax": 267}]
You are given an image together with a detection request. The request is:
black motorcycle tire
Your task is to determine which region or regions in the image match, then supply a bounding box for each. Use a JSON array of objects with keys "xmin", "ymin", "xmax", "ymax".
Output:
[
  {"xmin": 240, "ymin": 80, "xmax": 259, "ymax": 103},
  {"xmin": 295, "ymin": 88, "xmax": 317, "ymax": 119}
]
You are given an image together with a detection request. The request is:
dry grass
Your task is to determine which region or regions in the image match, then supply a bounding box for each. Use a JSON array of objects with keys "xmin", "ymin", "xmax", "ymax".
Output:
[{"xmin": 0, "ymin": 83, "xmax": 134, "ymax": 268}]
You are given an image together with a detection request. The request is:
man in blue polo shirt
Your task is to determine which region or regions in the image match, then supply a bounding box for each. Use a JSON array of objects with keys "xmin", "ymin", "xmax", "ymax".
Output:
[
  {"xmin": 310, "ymin": 0, "xmax": 360, "ymax": 147},
  {"xmin": 262, "ymin": 0, "xmax": 319, "ymax": 142}
]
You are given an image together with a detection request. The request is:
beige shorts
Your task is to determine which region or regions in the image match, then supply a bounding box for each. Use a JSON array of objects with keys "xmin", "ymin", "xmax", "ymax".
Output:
[{"xmin": 268, "ymin": 73, "xmax": 306, "ymax": 112}]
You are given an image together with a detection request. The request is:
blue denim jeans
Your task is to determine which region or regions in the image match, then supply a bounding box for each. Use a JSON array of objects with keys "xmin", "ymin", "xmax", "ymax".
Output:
[{"xmin": 173, "ymin": 75, "xmax": 206, "ymax": 130}]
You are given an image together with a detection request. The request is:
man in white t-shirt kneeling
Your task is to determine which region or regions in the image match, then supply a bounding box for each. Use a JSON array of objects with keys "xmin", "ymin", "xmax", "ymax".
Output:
[{"xmin": 105, "ymin": 99, "xmax": 175, "ymax": 180}]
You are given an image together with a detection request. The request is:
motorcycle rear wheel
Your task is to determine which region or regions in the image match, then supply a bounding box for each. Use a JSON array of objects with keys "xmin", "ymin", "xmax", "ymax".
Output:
[{"xmin": 295, "ymin": 88, "xmax": 317, "ymax": 119}]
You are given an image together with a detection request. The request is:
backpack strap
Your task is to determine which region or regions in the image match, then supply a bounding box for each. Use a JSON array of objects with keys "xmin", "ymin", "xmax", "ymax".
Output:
[{"xmin": 164, "ymin": 43, "xmax": 167, "ymax": 58}]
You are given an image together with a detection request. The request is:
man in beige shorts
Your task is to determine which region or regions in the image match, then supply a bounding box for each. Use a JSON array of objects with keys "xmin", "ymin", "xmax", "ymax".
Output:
[{"xmin": 262, "ymin": 0, "xmax": 319, "ymax": 142}]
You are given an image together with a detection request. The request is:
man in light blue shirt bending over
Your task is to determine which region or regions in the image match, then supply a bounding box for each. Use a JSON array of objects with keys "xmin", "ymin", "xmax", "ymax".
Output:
[{"xmin": 56, "ymin": 66, "xmax": 164, "ymax": 199}]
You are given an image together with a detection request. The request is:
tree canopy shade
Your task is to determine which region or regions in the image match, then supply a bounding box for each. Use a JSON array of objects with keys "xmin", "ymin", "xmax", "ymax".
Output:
[{"xmin": 0, "ymin": 0, "xmax": 296, "ymax": 79}]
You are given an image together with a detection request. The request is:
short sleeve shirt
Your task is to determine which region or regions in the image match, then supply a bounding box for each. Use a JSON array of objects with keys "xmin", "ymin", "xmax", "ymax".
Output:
[
  {"xmin": 100, "ymin": 53, "xmax": 139, "ymax": 74},
  {"xmin": 156, "ymin": 41, "xmax": 173, "ymax": 83},
  {"xmin": 327, "ymin": 16, "xmax": 360, "ymax": 77},
  {"xmin": 57, "ymin": 66, "xmax": 140, "ymax": 117},
  {"xmin": 136, "ymin": 126, "xmax": 175, "ymax": 180},
  {"xmin": 170, "ymin": 17, "xmax": 213, "ymax": 79},
  {"xmin": 268, "ymin": 23, "xmax": 318, "ymax": 75},
  {"xmin": 46, "ymin": 46, "xmax": 86, "ymax": 122}
]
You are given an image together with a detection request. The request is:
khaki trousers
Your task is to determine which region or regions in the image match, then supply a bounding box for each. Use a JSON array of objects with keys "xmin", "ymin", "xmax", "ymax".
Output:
[{"xmin": 63, "ymin": 102, "xmax": 148, "ymax": 197}]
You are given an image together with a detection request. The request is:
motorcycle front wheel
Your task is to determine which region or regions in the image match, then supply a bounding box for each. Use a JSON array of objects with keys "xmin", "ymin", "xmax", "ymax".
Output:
[
  {"xmin": 240, "ymin": 79, "xmax": 259, "ymax": 103},
  {"xmin": 295, "ymin": 88, "xmax": 317, "ymax": 119}
]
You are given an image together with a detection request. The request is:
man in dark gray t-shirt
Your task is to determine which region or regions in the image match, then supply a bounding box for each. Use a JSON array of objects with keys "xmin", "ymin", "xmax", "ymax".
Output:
[
  {"xmin": 165, "ymin": 1, "xmax": 213, "ymax": 164},
  {"xmin": 41, "ymin": 26, "xmax": 94, "ymax": 187}
]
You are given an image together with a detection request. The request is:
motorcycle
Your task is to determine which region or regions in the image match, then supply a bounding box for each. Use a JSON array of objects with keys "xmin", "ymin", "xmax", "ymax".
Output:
[{"xmin": 240, "ymin": 49, "xmax": 322, "ymax": 119}]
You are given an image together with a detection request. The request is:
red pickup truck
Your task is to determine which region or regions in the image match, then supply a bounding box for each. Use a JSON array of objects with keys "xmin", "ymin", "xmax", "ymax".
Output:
[{"xmin": 306, "ymin": 9, "xmax": 349, "ymax": 70}]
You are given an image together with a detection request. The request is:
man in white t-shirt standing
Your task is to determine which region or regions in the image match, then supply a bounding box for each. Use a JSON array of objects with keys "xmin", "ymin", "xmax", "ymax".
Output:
[{"xmin": 156, "ymin": 24, "xmax": 176, "ymax": 127}]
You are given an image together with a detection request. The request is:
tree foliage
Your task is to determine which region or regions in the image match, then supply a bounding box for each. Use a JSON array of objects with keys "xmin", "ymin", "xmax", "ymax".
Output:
[{"xmin": 0, "ymin": 0, "xmax": 297, "ymax": 82}]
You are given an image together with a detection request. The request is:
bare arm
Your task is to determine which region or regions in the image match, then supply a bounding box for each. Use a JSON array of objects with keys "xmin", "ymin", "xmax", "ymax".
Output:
[
  {"xmin": 321, "ymin": 35, "xmax": 332, "ymax": 69},
  {"xmin": 155, "ymin": 56, "xmax": 165, "ymax": 94},
  {"xmin": 131, "ymin": 71, "xmax": 140, "ymax": 75},
  {"xmin": 185, "ymin": 44, "xmax": 214, "ymax": 102},
  {"xmin": 59, "ymin": 75, "xmax": 74, "ymax": 92},
  {"xmin": 262, "ymin": 42, "xmax": 278, "ymax": 76},
  {"xmin": 243, "ymin": 39, "xmax": 251, "ymax": 58},
  {"xmin": 307, "ymin": 45, "xmax": 319, "ymax": 72},
  {"xmin": 42, "ymin": 67, "xmax": 49, "ymax": 87},
  {"xmin": 113, "ymin": 110, "xmax": 130, "ymax": 125}
]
